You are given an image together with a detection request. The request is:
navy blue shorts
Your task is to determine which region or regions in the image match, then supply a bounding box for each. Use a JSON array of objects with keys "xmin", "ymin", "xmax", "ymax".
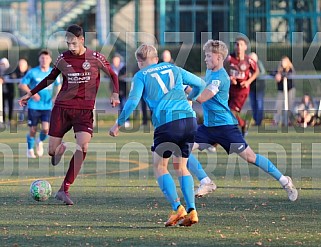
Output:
[
  {"xmin": 152, "ymin": 118, "xmax": 197, "ymax": 158},
  {"xmin": 195, "ymin": 124, "xmax": 248, "ymax": 154},
  {"xmin": 27, "ymin": 109, "xmax": 51, "ymax": 127}
]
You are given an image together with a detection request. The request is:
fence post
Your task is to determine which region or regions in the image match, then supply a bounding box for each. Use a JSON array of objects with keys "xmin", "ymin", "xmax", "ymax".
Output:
[
  {"xmin": 0, "ymin": 83, "xmax": 3, "ymax": 123},
  {"xmin": 283, "ymin": 77, "xmax": 288, "ymax": 126}
]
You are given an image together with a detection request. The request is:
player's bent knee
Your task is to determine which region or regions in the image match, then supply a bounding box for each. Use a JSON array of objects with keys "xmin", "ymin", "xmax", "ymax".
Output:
[
  {"xmin": 77, "ymin": 143, "xmax": 89, "ymax": 153},
  {"xmin": 30, "ymin": 129, "xmax": 37, "ymax": 136}
]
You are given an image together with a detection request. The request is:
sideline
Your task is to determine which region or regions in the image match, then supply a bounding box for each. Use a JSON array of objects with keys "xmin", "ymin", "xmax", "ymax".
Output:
[{"xmin": 0, "ymin": 157, "xmax": 150, "ymax": 185}]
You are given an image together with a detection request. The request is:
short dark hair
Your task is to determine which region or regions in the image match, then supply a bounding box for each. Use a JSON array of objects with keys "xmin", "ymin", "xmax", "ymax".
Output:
[
  {"xmin": 235, "ymin": 35, "xmax": 249, "ymax": 45},
  {"xmin": 38, "ymin": 49, "xmax": 51, "ymax": 57},
  {"xmin": 66, "ymin": 24, "xmax": 84, "ymax": 38}
]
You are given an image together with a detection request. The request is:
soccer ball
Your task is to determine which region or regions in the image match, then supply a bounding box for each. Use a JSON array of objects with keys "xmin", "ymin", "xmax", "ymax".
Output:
[{"xmin": 30, "ymin": 180, "xmax": 52, "ymax": 202}]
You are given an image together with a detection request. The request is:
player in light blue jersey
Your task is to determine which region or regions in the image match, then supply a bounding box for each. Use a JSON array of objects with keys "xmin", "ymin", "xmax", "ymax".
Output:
[
  {"xmin": 110, "ymin": 44, "xmax": 206, "ymax": 227},
  {"xmin": 19, "ymin": 50, "xmax": 61, "ymax": 158},
  {"xmin": 186, "ymin": 40, "xmax": 298, "ymax": 201}
]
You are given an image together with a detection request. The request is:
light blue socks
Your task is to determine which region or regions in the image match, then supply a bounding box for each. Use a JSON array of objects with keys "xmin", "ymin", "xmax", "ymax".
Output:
[
  {"xmin": 179, "ymin": 175, "xmax": 195, "ymax": 211},
  {"xmin": 157, "ymin": 173, "xmax": 180, "ymax": 210},
  {"xmin": 187, "ymin": 153, "xmax": 208, "ymax": 181},
  {"xmin": 254, "ymin": 154, "xmax": 282, "ymax": 180},
  {"xmin": 27, "ymin": 134, "xmax": 35, "ymax": 150},
  {"xmin": 39, "ymin": 131, "xmax": 48, "ymax": 142}
]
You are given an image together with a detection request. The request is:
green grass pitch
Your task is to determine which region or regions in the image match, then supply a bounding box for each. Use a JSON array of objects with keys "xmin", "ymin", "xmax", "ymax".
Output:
[{"xmin": 0, "ymin": 121, "xmax": 321, "ymax": 246}]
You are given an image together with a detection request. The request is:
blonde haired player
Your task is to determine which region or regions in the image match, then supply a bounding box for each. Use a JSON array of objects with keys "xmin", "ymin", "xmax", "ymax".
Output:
[
  {"xmin": 186, "ymin": 40, "xmax": 298, "ymax": 202},
  {"xmin": 110, "ymin": 44, "xmax": 206, "ymax": 227}
]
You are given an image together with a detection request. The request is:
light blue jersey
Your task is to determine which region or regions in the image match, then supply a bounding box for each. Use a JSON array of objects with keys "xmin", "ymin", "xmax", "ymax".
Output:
[
  {"xmin": 117, "ymin": 62, "xmax": 205, "ymax": 128},
  {"xmin": 202, "ymin": 68, "xmax": 238, "ymax": 126},
  {"xmin": 21, "ymin": 66, "xmax": 61, "ymax": 110}
]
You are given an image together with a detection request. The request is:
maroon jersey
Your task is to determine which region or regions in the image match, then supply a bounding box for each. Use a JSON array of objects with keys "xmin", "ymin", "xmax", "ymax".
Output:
[
  {"xmin": 227, "ymin": 53, "xmax": 257, "ymax": 87},
  {"xmin": 30, "ymin": 48, "xmax": 119, "ymax": 109}
]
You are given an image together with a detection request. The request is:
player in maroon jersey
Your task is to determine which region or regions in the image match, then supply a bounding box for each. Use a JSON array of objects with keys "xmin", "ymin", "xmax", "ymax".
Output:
[
  {"xmin": 225, "ymin": 36, "xmax": 259, "ymax": 136},
  {"xmin": 19, "ymin": 24, "xmax": 120, "ymax": 205}
]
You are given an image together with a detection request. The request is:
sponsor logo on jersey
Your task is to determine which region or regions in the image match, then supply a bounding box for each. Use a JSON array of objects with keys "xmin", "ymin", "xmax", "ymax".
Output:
[{"xmin": 67, "ymin": 72, "xmax": 91, "ymax": 83}]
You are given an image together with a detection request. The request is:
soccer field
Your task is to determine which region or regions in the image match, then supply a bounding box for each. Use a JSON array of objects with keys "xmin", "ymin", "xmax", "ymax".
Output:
[{"xmin": 0, "ymin": 122, "xmax": 321, "ymax": 246}]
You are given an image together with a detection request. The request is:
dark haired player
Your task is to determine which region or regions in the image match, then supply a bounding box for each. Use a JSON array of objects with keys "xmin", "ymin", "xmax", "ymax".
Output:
[
  {"xmin": 19, "ymin": 24, "xmax": 120, "ymax": 205},
  {"xmin": 19, "ymin": 50, "xmax": 61, "ymax": 158},
  {"xmin": 225, "ymin": 36, "xmax": 259, "ymax": 136}
]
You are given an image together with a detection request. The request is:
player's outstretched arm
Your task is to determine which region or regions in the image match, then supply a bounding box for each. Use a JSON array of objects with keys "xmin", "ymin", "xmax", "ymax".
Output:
[
  {"xmin": 29, "ymin": 67, "xmax": 61, "ymax": 95},
  {"xmin": 179, "ymin": 68, "xmax": 206, "ymax": 101}
]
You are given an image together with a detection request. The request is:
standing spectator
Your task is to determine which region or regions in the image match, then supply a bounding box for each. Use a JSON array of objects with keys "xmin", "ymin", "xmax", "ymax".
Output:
[
  {"xmin": 19, "ymin": 24, "xmax": 119, "ymax": 205},
  {"xmin": 225, "ymin": 36, "xmax": 259, "ymax": 136},
  {"xmin": 161, "ymin": 49, "xmax": 175, "ymax": 64},
  {"xmin": 0, "ymin": 57, "xmax": 14, "ymax": 126},
  {"xmin": 249, "ymin": 52, "xmax": 266, "ymax": 126},
  {"xmin": 19, "ymin": 51, "xmax": 61, "ymax": 158},
  {"xmin": 273, "ymin": 56, "xmax": 296, "ymax": 126},
  {"xmin": 111, "ymin": 53, "xmax": 129, "ymax": 127},
  {"xmin": 9, "ymin": 58, "xmax": 29, "ymax": 122}
]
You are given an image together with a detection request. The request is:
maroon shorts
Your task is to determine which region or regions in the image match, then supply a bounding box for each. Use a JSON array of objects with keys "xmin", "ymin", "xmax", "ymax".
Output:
[
  {"xmin": 228, "ymin": 87, "xmax": 250, "ymax": 112},
  {"xmin": 49, "ymin": 106, "xmax": 94, "ymax": 138}
]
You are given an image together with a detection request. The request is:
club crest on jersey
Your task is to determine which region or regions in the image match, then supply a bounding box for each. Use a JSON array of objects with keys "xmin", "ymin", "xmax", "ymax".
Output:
[
  {"xmin": 82, "ymin": 60, "xmax": 91, "ymax": 70},
  {"xmin": 239, "ymin": 62, "xmax": 248, "ymax": 71},
  {"xmin": 211, "ymin": 80, "xmax": 220, "ymax": 87}
]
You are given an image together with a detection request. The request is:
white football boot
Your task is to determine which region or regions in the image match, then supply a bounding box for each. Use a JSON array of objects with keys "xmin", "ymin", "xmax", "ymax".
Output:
[
  {"xmin": 27, "ymin": 149, "xmax": 36, "ymax": 158},
  {"xmin": 283, "ymin": 176, "xmax": 298, "ymax": 201},
  {"xmin": 195, "ymin": 181, "xmax": 217, "ymax": 197},
  {"xmin": 36, "ymin": 139, "xmax": 44, "ymax": 157}
]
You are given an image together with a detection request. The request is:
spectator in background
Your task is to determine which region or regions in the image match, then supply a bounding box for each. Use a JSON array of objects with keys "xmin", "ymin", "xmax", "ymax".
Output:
[
  {"xmin": 295, "ymin": 94, "xmax": 315, "ymax": 128},
  {"xmin": 0, "ymin": 59, "xmax": 5, "ymax": 126},
  {"xmin": 225, "ymin": 36, "xmax": 259, "ymax": 136},
  {"xmin": 249, "ymin": 52, "xmax": 266, "ymax": 126},
  {"xmin": 161, "ymin": 49, "xmax": 175, "ymax": 64},
  {"xmin": 9, "ymin": 58, "xmax": 29, "ymax": 122},
  {"xmin": 273, "ymin": 56, "xmax": 296, "ymax": 126},
  {"xmin": 0, "ymin": 57, "xmax": 14, "ymax": 126},
  {"xmin": 111, "ymin": 53, "xmax": 129, "ymax": 127}
]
